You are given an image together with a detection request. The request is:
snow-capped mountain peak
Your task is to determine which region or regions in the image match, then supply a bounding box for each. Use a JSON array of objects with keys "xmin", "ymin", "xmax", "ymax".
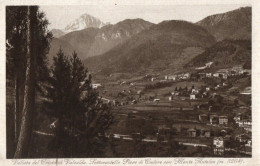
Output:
[{"xmin": 64, "ymin": 13, "xmax": 106, "ymax": 32}]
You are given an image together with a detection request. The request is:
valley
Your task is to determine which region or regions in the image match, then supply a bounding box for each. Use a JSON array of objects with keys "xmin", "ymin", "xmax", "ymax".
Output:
[
  {"xmin": 45, "ymin": 6, "xmax": 252, "ymax": 157},
  {"xmin": 89, "ymin": 63, "xmax": 251, "ymax": 157}
]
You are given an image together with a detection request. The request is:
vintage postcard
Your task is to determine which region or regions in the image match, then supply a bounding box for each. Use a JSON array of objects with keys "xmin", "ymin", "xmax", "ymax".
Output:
[{"xmin": 0, "ymin": 0, "xmax": 259, "ymax": 165}]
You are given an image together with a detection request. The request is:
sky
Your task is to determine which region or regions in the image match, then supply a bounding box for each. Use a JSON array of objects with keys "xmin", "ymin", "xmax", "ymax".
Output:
[{"xmin": 40, "ymin": 4, "xmax": 250, "ymax": 30}]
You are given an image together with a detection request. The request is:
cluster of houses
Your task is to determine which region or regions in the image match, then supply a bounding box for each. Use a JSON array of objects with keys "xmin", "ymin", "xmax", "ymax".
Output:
[
  {"xmin": 164, "ymin": 73, "xmax": 190, "ymax": 81},
  {"xmin": 156, "ymin": 124, "xmax": 251, "ymax": 156},
  {"xmin": 186, "ymin": 128, "xmax": 211, "ymax": 138},
  {"xmin": 199, "ymin": 113, "xmax": 228, "ymax": 125},
  {"xmin": 235, "ymin": 134, "xmax": 252, "ymax": 155},
  {"xmin": 100, "ymin": 97, "xmax": 129, "ymax": 107},
  {"xmin": 168, "ymin": 80, "xmax": 235, "ymax": 102},
  {"xmin": 157, "ymin": 123, "xmax": 232, "ymax": 139},
  {"xmin": 149, "ymin": 72, "xmax": 191, "ymax": 82},
  {"xmin": 213, "ymin": 133, "xmax": 252, "ymax": 156},
  {"xmin": 234, "ymin": 113, "xmax": 252, "ymax": 133},
  {"xmin": 189, "ymin": 87, "xmax": 211, "ymax": 100},
  {"xmin": 236, "ymin": 134, "xmax": 252, "ymax": 147},
  {"xmin": 168, "ymin": 85, "xmax": 213, "ymax": 101},
  {"xmin": 197, "ymin": 66, "xmax": 251, "ymax": 80},
  {"xmin": 156, "ymin": 125, "xmax": 212, "ymax": 142}
]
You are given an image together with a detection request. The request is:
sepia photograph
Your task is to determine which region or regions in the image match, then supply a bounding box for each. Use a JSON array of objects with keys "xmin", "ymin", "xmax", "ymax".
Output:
[{"xmin": 3, "ymin": 2, "xmax": 256, "ymax": 160}]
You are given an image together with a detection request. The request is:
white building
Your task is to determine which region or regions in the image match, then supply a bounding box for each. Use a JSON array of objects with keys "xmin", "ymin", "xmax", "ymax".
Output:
[
  {"xmin": 92, "ymin": 83, "xmax": 102, "ymax": 89},
  {"xmin": 190, "ymin": 94, "xmax": 196, "ymax": 100},
  {"xmin": 206, "ymin": 73, "xmax": 212, "ymax": 77},
  {"xmin": 184, "ymin": 73, "xmax": 190, "ymax": 78},
  {"xmin": 213, "ymin": 137, "xmax": 224, "ymax": 155},
  {"xmin": 154, "ymin": 99, "xmax": 160, "ymax": 102},
  {"xmin": 168, "ymin": 75, "xmax": 176, "ymax": 80},
  {"xmin": 213, "ymin": 137, "xmax": 224, "ymax": 147},
  {"xmin": 192, "ymin": 89, "xmax": 199, "ymax": 93},
  {"xmin": 219, "ymin": 116, "xmax": 228, "ymax": 125},
  {"xmin": 165, "ymin": 75, "xmax": 176, "ymax": 81},
  {"xmin": 213, "ymin": 73, "xmax": 220, "ymax": 77},
  {"xmin": 246, "ymin": 140, "xmax": 252, "ymax": 147},
  {"xmin": 233, "ymin": 115, "xmax": 241, "ymax": 122},
  {"xmin": 238, "ymin": 119, "xmax": 252, "ymax": 127}
]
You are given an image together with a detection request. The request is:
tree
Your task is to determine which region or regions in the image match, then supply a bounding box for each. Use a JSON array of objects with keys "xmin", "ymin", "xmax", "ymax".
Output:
[
  {"xmin": 6, "ymin": 6, "xmax": 28, "ymax": 145},
  {"xmin": 45, "ymin": 50, "xmax": 113, "ymax": 157},
  {"xmin": 6, "ymin": 6, "xmax": 52, "ymax": 155},
  {"xmin": 14, "ymin": 6, "xmax": 37, "ymax": 158}
]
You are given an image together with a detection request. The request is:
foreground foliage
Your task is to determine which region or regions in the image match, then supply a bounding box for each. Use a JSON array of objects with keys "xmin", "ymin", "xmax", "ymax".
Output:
[{"xmin": 44, "ymin": 49, "xmax": 113, "ymax": 157}]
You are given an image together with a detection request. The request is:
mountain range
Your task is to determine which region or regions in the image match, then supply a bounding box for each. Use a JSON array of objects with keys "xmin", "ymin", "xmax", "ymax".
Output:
[
  {"xmin": 48, "ymin": 7, "xmax": 251, "ymax": 75},
  {"xmin": 85, "ymin": 20, "xmax": 216, "ymax": 74},
  {"xmin": 186, "ymin": 39, "xmax": 251, "ymax": 69},
  {"xmin": 196, "ymin": 7, "xmax": 251, "ymax": 41},
  {"xmin": 48, "ymin": 19, "xmax": 153, "ymax": 60}
]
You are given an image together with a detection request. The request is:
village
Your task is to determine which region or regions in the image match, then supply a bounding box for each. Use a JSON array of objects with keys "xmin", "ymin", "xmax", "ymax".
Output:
[{"xmin": 91, "ymin": 64, "xmax": 251, "ymax": 157}]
